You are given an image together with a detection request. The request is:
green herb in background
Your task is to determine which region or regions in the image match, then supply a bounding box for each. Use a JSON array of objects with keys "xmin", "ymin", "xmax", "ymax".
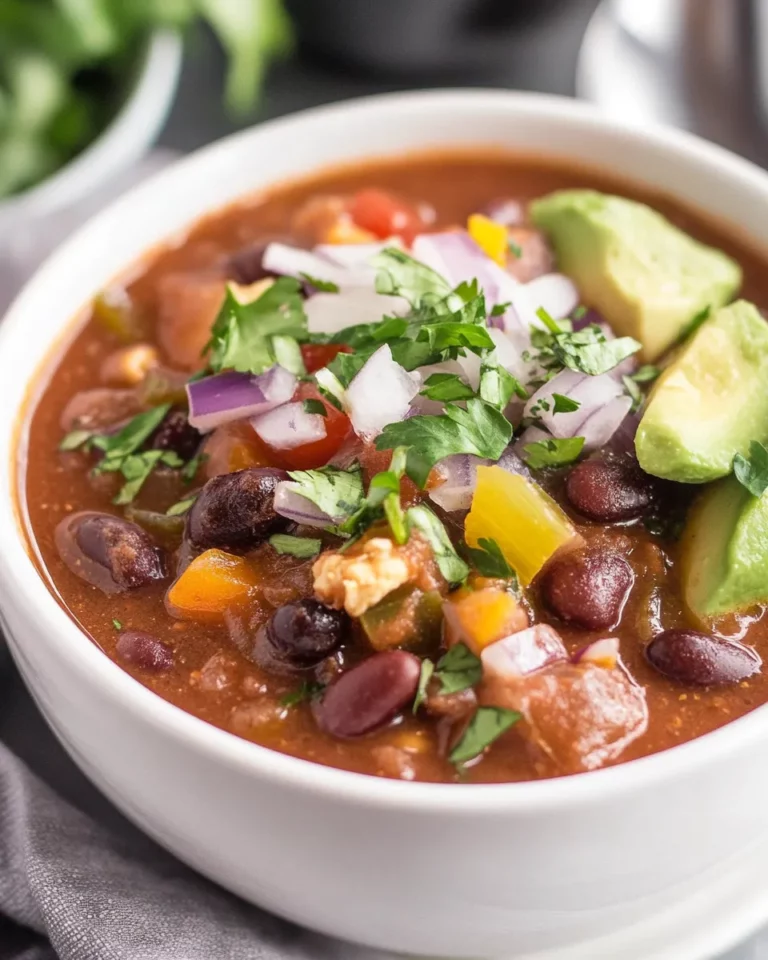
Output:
[{"xmin": 0, "ymin": 0, "xmax": 293, "ymax": 199}]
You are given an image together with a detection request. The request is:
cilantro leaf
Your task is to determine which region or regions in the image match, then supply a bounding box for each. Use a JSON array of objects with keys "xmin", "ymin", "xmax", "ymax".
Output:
[
  {"xmin": 166, "ymin": 494, "xmax": 197, "ymax": 517},
  {"xmin": 406, "ymin": 504, "xmax": 469, "ymax": 586},
  {"xmin": 508, "ymin": 240, "xmax": 523, "ymax": 258},
  {"xmin": 536, "ymin": 306, "xmax": 565, "ymax": 334},
  {"xmin": 372, "ymin": 247, "xmax": 452, "ymax": 306},
  {"xmin": 734, "ymin": 441, "xmax": 768, "ymax": 497},
  {"xmin": 622, "ymin": 375, "xmax": 643, "ymax": 413},
  {"xmin": 436, "ymin": 643, "xmax": 482, "ymax": 695},
  {"xmin": 181, "ymin": 453, "xmax": 207, "ymax": 484},
  {"xmin": 413, "ymin": 659, "xmax": 435, "ymax": 714},
  {"xmin": 326, "ymin": 351, "xmax": 370, "ymax": 388},
  {"xmin": 280, "ymin": 681, "xmax": 324, "ymax": 708},
  {"xmin": 59, "ymin": 429, "xmax": 93, "ymax": 451},
  {"xmin": 376, "ymin": 398, "xmax": 514, "ymax": 488},
  {"xmin": 678, "ymin": 305, "xmax": 711, "ymax": 343},
  {"xmin": 420, "ymin": 373, "xmax": 475, "ymax": 403},
  {"xmin": 449, "ymin": 706, "xmax": 521, "ymax": 765},
  {"xmin": 303, "ymin": 398, "xmax": 327, "ymax": 416},
  {"xmin": 111, "ymin": 450, "xmax": 180, "ymax": 505},
  {"xmin": 206, "ymin": 278, "xmax": 307, "ymax": 375},
  {"xmin": 272, "ymin": 334, "xmax": 306, "ymax": 376},
  {"xmin": 522, "ymin": 436, "xmax": 585, "ymax": 469},
  {"xmin": 631, "ymin": 364, "xmax": 661, "ymax": 384},
  {"xmin": 299, "ymin": 272, "xmax": 339, "ymax": 293},
  {"xmin": 342, "ymin": 448, "xmax": 408, "ymax": 543},
  {"xmin": 550, "ymin": 324, "xmax": 641, "ymax": 376},
  {"xmin": 285, "ymin": 465, "xmax": 364, "ymax": 523},
  {"xmin": 479, "ymin": 360, "xmax": 523, "ymax": 410},
  {"xmin": 268, "ymin": 533, "xmax": 322, "ymax": 558},
  {"xmin": 91, "ymin": 405, "xmax": 170, "ymax": 464},
  {"xmin": 112, "ymin": 619, "xmax": 122, "ymax": 631},
  {"xmin": 465, "ymin": 537, "xmax": 519, "ymax": 587},
  {"xmin": 552, "ymin": 393, "xmax": 580, "ymax": 414}
]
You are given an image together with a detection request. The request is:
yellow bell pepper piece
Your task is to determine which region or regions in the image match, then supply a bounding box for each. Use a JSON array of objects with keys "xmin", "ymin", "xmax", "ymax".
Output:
[
  {"xmin": 167, "ymin": 549, "xmax": 259, "ymax": 620},
  {"xmin": 445, "ymin": 585, "xmax": 529, "ymax": 654},
  {"xmin": 465, "ymin": 466, "xmax": 581, "ymax": 585},
  {"xmin": 468, "ymin": 213, "xmax": 509, "ymax": 266}
]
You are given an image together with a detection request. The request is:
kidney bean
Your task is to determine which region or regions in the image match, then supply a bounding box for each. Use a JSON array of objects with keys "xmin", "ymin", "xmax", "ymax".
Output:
[
  {"xmin": 251, "ymin": 599, "xmax": 348, "ymax": 673},
  {"xmin": 646, "ymin": 629, "xmax": 761, "ymax": 686},
  {"xmin": 565, "ymin": 456, "xmax": 653, "ymax": 522},
  {"xmin": 56, "ymin": 512, "xmax": 166, "ymax": 594},
  {"xmin": 115, "ymin": 631, "xmax": 173, "ymax": 672},
  {"xmin": 151, "ymin": 409, "xmax": 202, "ymax": 461},
  {"xmin": 541, "ymin": 552, "xmax": 633, "ymax": 630},
  {"xmin": 185, "ymin": 467, "xmax": 289, "ymax": 552},
  {"xmin": 60, "ymin": 388, "xmax": 143, "ymax": 433},
  {"xmin": 314, "ymin": 651, "xmax": 421, "ymax": 738}
]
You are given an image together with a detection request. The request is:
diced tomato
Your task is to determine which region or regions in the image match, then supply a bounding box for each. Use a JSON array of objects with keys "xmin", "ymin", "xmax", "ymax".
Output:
[
  {"xmin": 349, "ymin": 189, "xmax": 424, "ymax": 245},
  {"xmin": 203, "ymin": 421, "xmax": 276, "ymax": 479},
  {"xmin": 300, "ymin": 342, "xmax": 351, "ymax": 374},
  {"xmin": 261, "ymin": 383, "xmax": 352, "ymax": 471},
  {"xmin": 358, "ymin": 441, "xmax": 421, "ymax": 506}
]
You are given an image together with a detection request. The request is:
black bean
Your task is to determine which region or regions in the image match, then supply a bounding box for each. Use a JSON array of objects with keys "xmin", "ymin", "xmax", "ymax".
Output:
[
  {"xmin": 151, "ymin": 409, "xmax": 202, "ymax": 461},
  {"xmin": 185, "ymin": 467, "xmax": 289, "ymax": 552},
  {"xmin": 314, "ymin": 651, "xmax": 421, "ymax": 738},
  {"xmin": 565, "ymin": 456, "xmax": 653, "ymax": 523},
  {"xmin": 541, "ymin": 552, "xmax": 633, "ymax": 630},
  {"xmin": 55, "ymin": 512, "xmax": 166, "ymax": 594},
  {"xmin": 646, "ymin": 629, "xmax": 761, "ymax": 686},
  {"xmin": 251, "ymin": 599, "xmax": 348, "ymax": 672},
  {"xmin": 116, "ymin": 631, "xmax": 173, "ymax": 672},
  {"xmin": 225, "ymin": 242, "xmax": 276, "ymax": 285}
]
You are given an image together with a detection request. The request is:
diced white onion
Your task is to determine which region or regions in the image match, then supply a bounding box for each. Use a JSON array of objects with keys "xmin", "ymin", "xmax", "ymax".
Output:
[
  {"xmin": 345, "ymin": 344, "xmax": 420, "ymax": 439},
  {"xmin": 251, "ymin": 401, "xmax": 327, "ymax": 450},
  {"xmin": 305, "ymin": 289, "xmax": 409, "ymax": 336}
]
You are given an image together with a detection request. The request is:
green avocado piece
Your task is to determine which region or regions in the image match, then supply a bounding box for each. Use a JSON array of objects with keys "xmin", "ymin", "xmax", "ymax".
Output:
[
  {"xmin": 529, "ymin": 190, "xmax": 741, "ymax": 361},
  {"xmin": 635, "ymin": 301, "xmax": 768, "ymax": 483},
  {"xmin": 681, "ymin": 476, "xmax": 768, "ymax": 618}
]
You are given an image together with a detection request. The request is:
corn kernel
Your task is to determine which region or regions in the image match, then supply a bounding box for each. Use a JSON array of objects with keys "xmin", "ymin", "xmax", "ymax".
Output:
[{"xmin": 468, "ymin": 213, "xmax": 509, "ymax": 265}]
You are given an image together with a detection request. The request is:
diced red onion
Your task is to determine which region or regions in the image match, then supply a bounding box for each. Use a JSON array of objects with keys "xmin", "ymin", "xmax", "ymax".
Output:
[
  {"xmin": 572, "ymin": 638, "xmax": 620, "ymax": 669},
  {"xmin": 314, "ymin": 239, "xmax": 402, "ymax": 267},
  {"xmin": 607, "ymin": 410, "xmax": 641, "ymax": 457},
  {"xmin": 262, "ymin": 242, "xmax": 369, "ymax": 288},
  {"xmin": 186, "ymin": 367, "xmax": 297, "ymax": 433},
  {"xmin": 517, "ymin": 424, "xmax": 551, "ymax": 447},
  {"xmin": 273, "ymin": 483, "xmax": 334, "ymax": 528},
  {"xmin": 251, "ymin": 401, "xmax": 326, "ymax": 450},
  {"xmin": 580, "ymin": 396, "xmax": 633, "ymax": 453},
  {"xmin": 525, "ymin": 273, "xmax": 580, "ymax": 321},
  {"xmin": 482, "ymin": 625, "xmax": 568, "ymax": 681},
  {"xmin": 524, "ymin": 370, "xmax": 623, "ymax": 439},
  {"xmin": 305, "ymin": 288, "xmax": 409, "ymax": 336},
  {"xmin": 497, "ymin": 445, "xmax": 532, "ymax": 481},
  {"xmin": 346, "ymin": 344, "xmax": 420, "ymax": 439}
]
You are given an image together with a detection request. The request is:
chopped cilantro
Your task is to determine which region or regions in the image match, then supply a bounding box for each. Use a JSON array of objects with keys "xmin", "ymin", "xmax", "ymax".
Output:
[
  {"xmin": 622, "ymin": 375, "xmax": 643, "ymax": 413},
  {"xmin": 547, "ymin": 324, "xmax": 641, "ymax": 376},
  {"xmin": 479, "ymin": 360, "xmax": 523, "ymax": 410},
  {"xmin": 508, "ymin": 239, "xmax": 523, "ymax": 258},
  {"xmin": 285, "ymin": 464, "xmax": 364, "ymax": 524},
  {"xmin": 314, "ymin": 367, "xmax": 346, "ymax": 408},
  {"xmin": 678, "ymin": 305, "xmax": 711, "ymax": 343},
  {"xmin": 631, "ymin": 364, "xmax": 661, "ymax": 383},
  {"xmin": 491, "ymin": 301, "xmax": 511, "ymax": 316},
  {"xmin": 552, "ymin": 393, "xmax": 580, "ymax": 414},
  {"xmin": 522, "ymin": 436, "xmax": 585, "ymax": 469},
  {"xmin": 90, "ymin": 405, "xmax": 170, "ymax": 462},
  {"xmin": 299, "ymin": 272, "xmax": 339, "ymax": 293},
  {"xmin": 281, "ymin": 681, "xmax": 324, "ymax": 708},
  {"xmin": 181, "ymin": 453, "xmax": 207, "ymax": 484},
  {"xmin": 59, "ymin": 429, "xmax": 93, "ymax": 452},
  {"xmin": 112, "ymin": 619, "xmax": 122, "ymax": 631},
  {"xmin": 326, "ymin": 350, "xmax": 369, "ymax": 388},
  {"xmin": 572, "ymin": 305, "xmax": 588, "ymax": 320},
  {"xmin": 372, "ymin": 247, "xmax": 452, "ymax": 306},
  {"xmin": 166, "ymin": 494, "xmax": 198, "ymax": 517},
  {"xmin": 536, "ymin": 306, "xmax": 565, "ymax": 334},
  {"xmin": 109, "ymin": 450, "xmax": 184, "ymax": 505},
  {"xmin": 436, "ymin": 643, "xmax": 482, "ymax": 695},
  {"xmin": 420, "ymin": 373, "xmax": 475, "ymax": 403},
  {"xmin": 268, "ymin": 533, "xmax": 322, "ymax": 558},
  {"xmin": 465, "ymin": 537, "xmax": 519, "ymax": 588},
  {"xmin": 734, "ymin": 441, "xmax": 768, "ymax": 497},
  {"xmin": 342, "ymin": 448, "xmax": 408, "ymax": 543},
  {"xmin": 406, "ymin": 504, "xmax": 469, "ymax": 585},
  {"xmin": 376, "ymin": 398, "xmax": 513, "ymax": 488},
  {"xmin": 272, "ymin": 334, "xmax": 306, "ymax": 376},
  {"xmin": 413, "ymin": 659, "xmax": 435, "ymax": 713},
  {"xmin": 206, "ymin": 278, "xmax": 307, "ymax": 375},
  {"xmin": 303, "ymin": 398, "xmax": 328, "ymax": 417},
  {"xmin": 450, "ymin": 706, "xmax": 521, "ymax": 765}
]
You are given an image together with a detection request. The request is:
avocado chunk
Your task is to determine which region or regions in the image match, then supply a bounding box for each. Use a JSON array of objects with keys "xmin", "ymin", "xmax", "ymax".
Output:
[
  {"xmin": 681, "ymin": 475, "xmax": 768, "ymax": 618},
  {"xmin": 635, "ymin": 301, "xmax": 768, "ymax": 483},
  {"xmin": 529, "ymin": 190, "xmax": 741, "ymax": 361}
]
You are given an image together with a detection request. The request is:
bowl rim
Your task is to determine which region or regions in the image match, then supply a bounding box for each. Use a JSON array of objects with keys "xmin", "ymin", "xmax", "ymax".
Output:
[
  {"xmin": 0, "ymin": 29, "xmax": 182, "ymax": 224},
  {"xmin": 4, "ymin": 87, "xmax": 768, "ymax": 813}
]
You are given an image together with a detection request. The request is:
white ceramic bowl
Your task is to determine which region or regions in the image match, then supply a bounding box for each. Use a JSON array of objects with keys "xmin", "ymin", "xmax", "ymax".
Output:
[
  {"xmin": 0, "ymin": 30, "xmax": 182, "ymax": 229},
  {"xmin": 2, "ymin": 91, "xmax": 768, "ymax": 960}
]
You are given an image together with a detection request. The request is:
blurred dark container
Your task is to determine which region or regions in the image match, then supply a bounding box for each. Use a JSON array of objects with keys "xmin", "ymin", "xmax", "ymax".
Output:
[{"xmin": 285, "ymin": 0, "xmax": 570, "ymax": 74}]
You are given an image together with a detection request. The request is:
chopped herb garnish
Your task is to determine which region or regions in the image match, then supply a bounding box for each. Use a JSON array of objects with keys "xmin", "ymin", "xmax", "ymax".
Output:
[
  {"xmin": 112, "ymin": 619, "xmax": 122, "ymax": 631},
  {"xmin": 678, "ymin": 305, "xmax": 711, "ymax": 343},
  {"xmin": 181, "ymin": 453, "xmax": 207, "ymax": 484},
  {"xmin": 436, "ymin": 643, "xmax": 482, "ymax": 695},
  {"xmin": 572, "ymin": 305, "xmax": 588, "ymax": 320},
  {"xmin": 631, "ymin": 364, "xmax": 661, "ymax": 384},
  {"xmin": 280, "ymin": 681, "xmax": 324, "ymax": 708},
  {"xmin": 546, "ymin": 324, "xmax": 641, "ymax": 377},
  {"xmin": 479, "ymin": 360, "xmax": 523, "ymax": 410},
  {"xmin": 341, "ymin": 448, "xmax": 408, "ymax": 542},
  {"xmin": 413, "ymin": 659, "xmax": 435, "ymax": 713},
  {"xmin": 59, "ymin": 429, "xmax": 94, "ymax": 452},
  {"xmin": 734, "ymin": 441, "xmax": 768, "ymax": 497},
  {"xmin": 326, "ymin": 350, "xmax": 369, "ymax": 388},
  {"xmin": 303, "ymin": 398, "xmax": 328, "ymax": 417},
  {"xmin": 372, "ymin": 247, "xmax": 452, "ymax": 306},
  {"xmin": 465, "ymin": 537, "xmax": 519, "ymax": 588},
  {"xmin": 109, "ymin": 450, "xmax": 184, "ymax": 506},
  {"xmin": 420, "ymin": 372, "xmax": 475, "ymax": 403},
  {"xmin": 491, "ymin": 301, "xmax": 511, "ymax": 316},
  {"xmin": 272, "ymin": 334, "xmax": 306, "ymax": 376},
  {"xmin": 299, "ymin": 272, "xmax": 340, "ymax": 293},
  {"xmin": 285, "ymin": 464, "xmax": 365, "ymax": 525},
  {"xmin": 536, "ymin": 306, "xmax": 564, "ymax": 334},
  {"xmin": 269, "ymin": 533, "xmax": 323, "ymax": 558},
  {"xmin": 508, "ymin": 239, "xmax": 523, "ymax": 258},
  {"xmin": 552, "ymin": 393, "xmax": 580, "ymax": 414},
  {"xmin": 406, "ymin": 504, "xmax": 469, "ymax": 586},
  {"xmin": 622, "ymin": 375, "xmax": 643, "ymax": 413},
  {"xmin": 450, "ymin": 706, "xmax": 521, "ymax": 765},
  {"xmin": 206, "ymin": 278, "xmax": 307, "ymax": 376},
  {"xmin": 376, "ymin": 398, "xmax": 514, "ymax": 488},
  {"xmin": 166, "ymin": 494, "xmax": 198, "ymax": 517},
  {"xmin": 522, "ymin": 436, "xmax": 585, "ymax": 469},
  {"xmin": 91, "ymin": 405, "xmax": 170, "ymax": 462}
]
